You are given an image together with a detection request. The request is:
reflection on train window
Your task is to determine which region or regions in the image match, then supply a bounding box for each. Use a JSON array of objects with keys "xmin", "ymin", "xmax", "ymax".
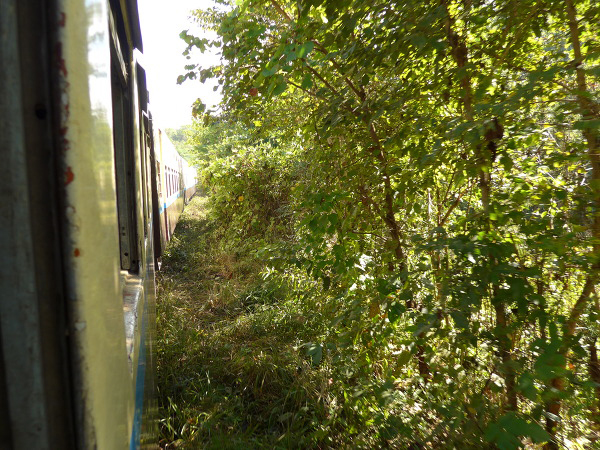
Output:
[
  {"xmin": 157, "ymin": 164, "xmax": 162, "ymax": 197},
  {"xmin": 110, "ymin": 13, "xmax": 139, "ymax": 272},
  {"xmin": 137, "ymin": 70, "xmax": 150, "ymax": 237}
]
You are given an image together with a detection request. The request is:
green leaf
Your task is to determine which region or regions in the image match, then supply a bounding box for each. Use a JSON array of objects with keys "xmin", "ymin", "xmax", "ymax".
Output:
[
  {"xmin": 322, "ymin": 275, "xmax": 331, "ymax": 290},
  {"xmin": 486, "ymin": 413, "xmax": 548, "ymax": 449},
  {"xmin": 301, "ymin": 73, "xmax": 313, "ymax": 89},
  {"xmin": 305, "ymin": 343, "xmax": 323, "ymax": 366},
  {"xmin": 526, "ymin": 422, "xmax": 550, "ymax": 443},
  {"xmin": 273, "ymin": 81, "xmax": 288, "ymax": 96},
  {"xmin": 376, "ymin": 278, "xmax": 393, "ymax": 296},
  {"xmin": 516, "ymin": 372, "xmax": 537, "ymax": 401},
  {"xmin": 396, "ymin": 350, "xmax": 411, "ymax": 368},
  {"xmin": 387, "ymin": 302, "xmax": 404, "ymax": 323},
  {"xmin": 500, "ymin": 155, "xmax": 514, "ymax": 172},
  {"xmin": 484, "ymin": 423, "xmax": 501, "ymax": 443},
  {"xmin": 297, "ymin": 41, "xmax": 315, "ymax": 58},
  {"xmin": 450, "ymin": 311, "xmax": 469, "ymax": 330},
  {"xmin": 574, "ymin": 119, "xmax": 600, "ymax": 130},
  {"xmin": 261, "ymin": 66, "xmax": 278, "ymax": 77}
]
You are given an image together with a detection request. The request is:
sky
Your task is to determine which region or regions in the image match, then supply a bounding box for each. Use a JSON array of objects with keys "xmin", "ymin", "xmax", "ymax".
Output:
[{"xmin": 138, "ymin": 0, "xmax": 222, "ymax": 129}]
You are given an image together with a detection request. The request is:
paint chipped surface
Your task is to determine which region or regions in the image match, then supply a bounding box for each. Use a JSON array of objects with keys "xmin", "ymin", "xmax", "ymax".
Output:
[
  {"xmin": 65, "ymin": 166, "xmax": 74, "ymax": 185},
  {"xmin": 53, "ymin": 1, "xmax": 131, "ymax": 448},
  {"xmin": 55, "ymin": 42, "xmax": 68, "ymax": 77}
]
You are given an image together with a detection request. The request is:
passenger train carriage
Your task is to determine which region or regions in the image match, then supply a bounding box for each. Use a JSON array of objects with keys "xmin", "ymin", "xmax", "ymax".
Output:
[
  {"xmin": 155, "ymin": 130, "xmax": 197, "ymax": 250},
  {"xmin": 0, "ymin": 0, "xmax": 195, "ymax": 448}
]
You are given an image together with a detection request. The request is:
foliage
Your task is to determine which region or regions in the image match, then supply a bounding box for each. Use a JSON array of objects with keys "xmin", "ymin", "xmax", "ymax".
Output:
[
  {"xmin": 165, "ymin": 125, "xmax": 196, "ymax": 160},
  {"xmin": 176, "ymin": 0, "xmax": 600, "ymax": 447},
  {"xmin": 186, "ymin": 119, "xmax": 302, "ymax": 251},
  {"xmin": 157, "ymin": 197, "xmax": 333, "ymax": 449}
]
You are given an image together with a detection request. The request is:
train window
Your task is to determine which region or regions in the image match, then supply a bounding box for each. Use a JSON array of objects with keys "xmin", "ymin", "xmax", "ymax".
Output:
[
  {"xmin": 137, "ymin": 68, "xmax": 150, "ymax": 238},
  {"xmin": 110, "ymin": 11, "xmax": 139, "ymax": 272},
  {"xmin": 156, "ymin": 162, "xmax": 162, "ymax": 197}
]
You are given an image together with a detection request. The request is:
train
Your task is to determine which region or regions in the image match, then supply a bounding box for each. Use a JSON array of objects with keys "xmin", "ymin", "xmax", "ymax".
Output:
[
  {"xmin": 156, "ymin": 130, "xmax": 198, "ymax": 249},
  {"xmin": 0, "ymin": 0, "xmax": 196, "ymax": 448}
]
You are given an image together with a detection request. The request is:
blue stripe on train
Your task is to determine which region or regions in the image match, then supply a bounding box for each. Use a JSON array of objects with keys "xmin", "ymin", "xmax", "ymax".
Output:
[
  {"xmin": 159, "ymin": 191, "xmax": 182, "ymax": 214},
  {"xmin": 129, "ymin": 300, "xmax": 148, "ymax": 450}
]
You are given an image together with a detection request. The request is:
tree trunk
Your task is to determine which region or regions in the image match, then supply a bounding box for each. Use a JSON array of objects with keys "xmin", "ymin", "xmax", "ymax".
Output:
[
  {"xmin": 589, "ymin": 337, "xmax": 600, "ymax": 427},
  {"xmin": 442, "ymin": 0, "xmax": 516, "ymax": 412},
  {"xmin": 543, "ymin": 1, "xmax": 600, "ymax": 446}
]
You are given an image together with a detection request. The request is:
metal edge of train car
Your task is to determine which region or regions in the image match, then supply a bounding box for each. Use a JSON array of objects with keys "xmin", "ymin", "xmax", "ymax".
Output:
[
  {"xmin": 53, "ymin": 0, "xmax": 136, "ymax": 447},
  {"xmin": 0, "ymin": 0, "xmax": 159, "ymax": 448}
]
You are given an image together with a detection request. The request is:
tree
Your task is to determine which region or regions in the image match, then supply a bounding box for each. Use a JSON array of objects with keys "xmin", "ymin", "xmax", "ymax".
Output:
[{"xmin": 181, "ymin": 0, "xmax": 600, "ymax": 446}]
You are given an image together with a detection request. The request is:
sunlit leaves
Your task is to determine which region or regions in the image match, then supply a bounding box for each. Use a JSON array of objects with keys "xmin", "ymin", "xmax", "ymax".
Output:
[
  {"xmin": 180, "ymin": 0, "xmax": 600, "ymax": 446},
  {"xmin": 485, "ymin": 413, "xmax": 550, "ymax": 449}
]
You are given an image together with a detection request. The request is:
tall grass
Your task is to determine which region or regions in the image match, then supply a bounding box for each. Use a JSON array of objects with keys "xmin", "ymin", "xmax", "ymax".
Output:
[{"xmin": 156, "ymin": 196, "xmax": 332, "ymax": 449}]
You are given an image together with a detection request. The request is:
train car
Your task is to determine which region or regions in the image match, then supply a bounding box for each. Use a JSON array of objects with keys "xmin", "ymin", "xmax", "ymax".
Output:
[
  {"xmin": 0, "ymin": 0, "xmax": 194, "ymax": 448},
  {"xmin": 184, "ymin": 163, "xmax": 198, "ymax": 204},
  {"xmin": 154, "ymin": 131, "xmax": 197, "ymax": 254}
]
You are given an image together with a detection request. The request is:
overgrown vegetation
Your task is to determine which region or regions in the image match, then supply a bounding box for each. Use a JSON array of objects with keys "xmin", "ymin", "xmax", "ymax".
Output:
[
  {"xmin": 165, "ymin": 125, "xmax": 196, "ymax": 160},
  {"xmin": 160, "ymin": 0, "xmax": 600, "ymax": 448},
  {"xmin": 157, "ymin": 197, "xmax": 334, "ymax": 448}
]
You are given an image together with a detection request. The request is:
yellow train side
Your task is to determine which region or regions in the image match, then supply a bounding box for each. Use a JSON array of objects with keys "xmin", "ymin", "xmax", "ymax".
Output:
[
  {"xmin": 155, "ymin": 130, "xmax": 197, "ymax": 261},
  {"xmin": 0, "ymin": 0, "xmax": 195, "ymax": 448}
]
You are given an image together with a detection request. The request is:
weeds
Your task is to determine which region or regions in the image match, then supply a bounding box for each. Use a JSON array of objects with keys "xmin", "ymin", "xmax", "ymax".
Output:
[{"xmin": 156, "ymin": 196, "xmax": 330, "ymax": 449}]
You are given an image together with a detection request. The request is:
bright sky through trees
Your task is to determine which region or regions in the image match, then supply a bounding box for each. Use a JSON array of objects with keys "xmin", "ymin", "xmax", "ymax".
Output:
[{"xmin": 138, "ymin": 0, "xmax": 221, "ymax": 128}]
